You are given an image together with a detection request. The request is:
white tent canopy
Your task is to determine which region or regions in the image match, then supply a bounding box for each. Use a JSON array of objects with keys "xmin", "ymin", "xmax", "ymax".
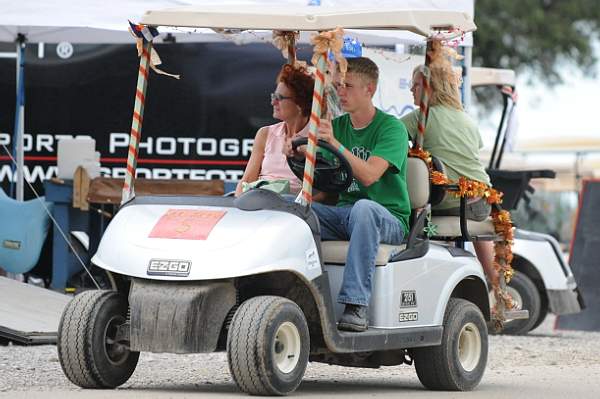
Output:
[{"xmin": 0, "ymin": 0, "xmax": 207, "ymax": 44}]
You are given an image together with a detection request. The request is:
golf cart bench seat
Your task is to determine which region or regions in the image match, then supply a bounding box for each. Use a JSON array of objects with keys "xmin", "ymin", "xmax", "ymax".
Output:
[
  {"xmin": 406, "ymin": 156, "xmax": 495, "ymax": 240},
  {"xmin": 319, "ymin": 157, "xmax": 497, "ymax": 266},
  {"xmin": 429, "ymin": 216, "xmax": 495, "ymax": 239},
  {"xmin": 425, "ymin": 157, "xmax": 496, "ymax": 241},
  {"xmin": 322, "ymin": 241, "xmax": 406, "ymax": 266},
  {"xmin": 320, "ymin": 157, "xmax": 431, "ymax": 266}
]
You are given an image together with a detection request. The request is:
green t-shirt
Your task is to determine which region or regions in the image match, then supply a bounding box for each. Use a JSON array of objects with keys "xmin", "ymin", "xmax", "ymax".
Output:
[
  {"xmin": 333, "ymin": 108, "xmax": 410, "ymax": 235},
  {"xmin": 401, "ymin": 105, "xmax": 491, "ymax": 209}
]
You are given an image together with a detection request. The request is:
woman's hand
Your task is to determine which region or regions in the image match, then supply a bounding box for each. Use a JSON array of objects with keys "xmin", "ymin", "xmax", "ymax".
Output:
[
  {"xmin": 283, "ymin": 137, "xmax": 294, "ymax": 157},
  {"xmin": 234, "ymin": 182, "xmax": 244, "ymax": 197},
  {"xmin": 283, "ymin": 137, "xmax": 307, "ymax": 157}
]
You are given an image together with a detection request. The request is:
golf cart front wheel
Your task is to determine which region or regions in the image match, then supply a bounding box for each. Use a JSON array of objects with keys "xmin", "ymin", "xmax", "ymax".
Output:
[
  {"xmin": 227, "ymin": 296, "xmax": 309, "ymax": 396},
  {"xmin": 57, "ymin": 290, "xmax": 139, "ymax": 388},
  {"xmin": 413, "ymin": 298, "xmax": 488, "ymax": 391}
]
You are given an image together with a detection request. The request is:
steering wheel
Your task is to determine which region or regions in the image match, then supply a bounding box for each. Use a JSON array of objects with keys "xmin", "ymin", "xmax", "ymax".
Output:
[{"xmin": 286, "ymin": 137, "xmax": 353, "ymax": 193}]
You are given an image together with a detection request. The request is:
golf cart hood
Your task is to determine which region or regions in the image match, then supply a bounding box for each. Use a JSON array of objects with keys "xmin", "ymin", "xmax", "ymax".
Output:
[{"xmin": 92, "ymin": 202, "xmax": 322, "ymax": 281}]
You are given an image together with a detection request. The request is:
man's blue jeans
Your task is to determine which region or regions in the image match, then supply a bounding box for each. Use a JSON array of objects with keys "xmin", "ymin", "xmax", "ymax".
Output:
[{"xmin": 312, "ymin": 199, "xmax": 405, "ymax": 306}]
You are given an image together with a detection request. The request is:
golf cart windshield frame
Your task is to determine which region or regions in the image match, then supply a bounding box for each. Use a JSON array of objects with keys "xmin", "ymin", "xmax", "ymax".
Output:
[
  {"xmin": 140, "ymin": 6, "xmax": 476, "ymax": 36},
  {"xmin": 122, "ymin": 6, "xmax": 476, "ymax": 204},
  {"xmin": 470, "ymin": 67, "xmax": 516, "ymax": 170}
]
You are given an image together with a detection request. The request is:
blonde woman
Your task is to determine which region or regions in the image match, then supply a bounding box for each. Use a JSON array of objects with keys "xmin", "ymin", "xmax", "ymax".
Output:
[{"xmin": 401, "ymin": 47, "xmax": 499, "ymax": 286}]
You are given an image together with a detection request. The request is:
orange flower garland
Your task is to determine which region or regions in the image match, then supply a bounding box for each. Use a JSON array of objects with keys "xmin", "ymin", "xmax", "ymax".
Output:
[{"xmin": 409, "ymin": 148, "xmax": 516, "ymax": 329}]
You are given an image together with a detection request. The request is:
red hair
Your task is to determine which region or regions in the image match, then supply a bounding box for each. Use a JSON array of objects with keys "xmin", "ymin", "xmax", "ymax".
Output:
[{"xmin": 277, "ymin": 64, "xmax": 315, "ymax": 117}]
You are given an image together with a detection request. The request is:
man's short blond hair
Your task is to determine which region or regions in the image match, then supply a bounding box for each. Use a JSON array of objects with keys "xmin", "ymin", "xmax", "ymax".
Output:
[{"xmin": 346, "ymin": 57, "xmax": 379, "ymax": 85}]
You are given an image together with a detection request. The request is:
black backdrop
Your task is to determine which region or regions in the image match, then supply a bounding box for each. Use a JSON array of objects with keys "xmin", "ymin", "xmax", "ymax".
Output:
[{"xmin": 0, "ymin": 42, "xmax": 312, "ymax": 198}]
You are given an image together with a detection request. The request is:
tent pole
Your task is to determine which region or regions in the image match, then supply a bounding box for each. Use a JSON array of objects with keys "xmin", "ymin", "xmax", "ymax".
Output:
[{"xmin": 12, "ymin": 35, "xmax": 26, "ymax": 201}]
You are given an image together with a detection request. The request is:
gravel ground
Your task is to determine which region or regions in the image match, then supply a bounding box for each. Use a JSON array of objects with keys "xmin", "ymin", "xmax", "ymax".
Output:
[{"xmin": 1, "ymin": 316, "xmax": 599, "ymax": 398}]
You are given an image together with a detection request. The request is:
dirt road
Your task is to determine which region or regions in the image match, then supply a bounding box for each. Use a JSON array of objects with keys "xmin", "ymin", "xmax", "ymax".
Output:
[{"xmin": 1, "ymin": 317, "xmax": 599, "ymax": 398}]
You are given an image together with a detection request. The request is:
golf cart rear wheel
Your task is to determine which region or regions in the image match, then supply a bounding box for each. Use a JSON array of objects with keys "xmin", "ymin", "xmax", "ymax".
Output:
[
  {"xmin": 413, "ymin": 298, "xmax": 488, "ymax": 391},
  {"xmin": 498, "ymin": 271, "xmax": 542, "ymax": 335},
  {"xmin": 227, "ymin": 296, "xmax": 309, "ymax": 396},
  {"xmin": 57, "ymin": 290, "xmax": 139, "ymax": 389},
  {"xmin": 529, "ymin": 301, "xmax": 549, "ymax": 332}
]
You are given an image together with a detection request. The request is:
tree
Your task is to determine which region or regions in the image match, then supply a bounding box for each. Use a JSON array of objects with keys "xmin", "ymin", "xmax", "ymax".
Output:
[{"xmin": 473, "ymin": 0, "xmax": 600, "ymax": 85}]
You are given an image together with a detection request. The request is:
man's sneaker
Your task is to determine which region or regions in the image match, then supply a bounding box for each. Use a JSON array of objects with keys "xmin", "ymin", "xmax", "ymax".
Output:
[{"xmin": 338, "ymin": 304, "xmax": 368, "ymax": 332}]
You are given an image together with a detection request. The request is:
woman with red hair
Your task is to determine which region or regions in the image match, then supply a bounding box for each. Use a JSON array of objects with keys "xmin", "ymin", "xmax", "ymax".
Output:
[{"xmin": 235, "ymin": 64, "xmax": 315, "ymax": 196}]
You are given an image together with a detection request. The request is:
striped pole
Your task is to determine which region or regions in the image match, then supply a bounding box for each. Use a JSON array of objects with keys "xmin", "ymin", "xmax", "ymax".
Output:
[
  {"xmin": 121, "ymin": 40, "xmax": 152, "ymax": 204},
  {"xmin": 297, "ymin": 53, "xmax": 327, "ymax": 206},
  {"xmin": 416, "ymin": 39, "xmax": 434, "ymax": 149}
]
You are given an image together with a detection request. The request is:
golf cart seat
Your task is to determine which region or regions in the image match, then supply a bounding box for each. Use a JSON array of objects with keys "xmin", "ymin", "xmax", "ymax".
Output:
[
  {"xmin": 0, "ymin": 187, "xmax": 53, "ymax": 274},
  {"xmin": 321, "ymin": 157, "xmax": 431, "ymax": 265},
  {"xmin": 429, "ymin": 216, "xmax": 495, "ymax": 240},
  {"xmin": 422, "ymin": 156, "xmax": 497, "ymax": 242}
]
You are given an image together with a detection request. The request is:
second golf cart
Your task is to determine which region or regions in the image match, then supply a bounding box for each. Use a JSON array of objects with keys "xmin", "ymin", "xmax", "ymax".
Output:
[{"xmin": 469, "ymin": 67, "xmax": 584, "ymax": 334}]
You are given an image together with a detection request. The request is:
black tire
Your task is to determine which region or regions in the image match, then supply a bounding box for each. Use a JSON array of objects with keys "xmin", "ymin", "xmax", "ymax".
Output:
[
  {"xmin": 529, "ymin": 302, "xmax": 549, "ymax": 332},
  {"xmin": 501, "ymin": 272, "xmax": 542, "ymax": 335},
  {"xmin": 227, "ymin": 296, "xmax": 309, "ymax": 396},
  {"xmin": 57, "ymin": 290, "xmax": 139, "ymax": 388},
  {"xmin": 413, "ymin": 298, "xmax": 488, "ymax": 391}
]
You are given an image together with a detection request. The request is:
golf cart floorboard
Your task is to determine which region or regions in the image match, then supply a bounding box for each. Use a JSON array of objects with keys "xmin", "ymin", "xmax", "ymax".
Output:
[
  {"xmin": 330, "ymin": 326, "xmax": 443, "ymax": 352},
  {"xmin": 504, "ymin": 310, "xmax": 529, "ymax": 320}
]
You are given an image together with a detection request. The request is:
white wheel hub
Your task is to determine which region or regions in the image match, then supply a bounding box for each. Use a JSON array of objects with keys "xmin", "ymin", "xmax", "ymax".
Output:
[
  {"xmin": 458, "ymin": 322, "xmax": 482, "ymax": 372},
  {"xmin": 489, "ymin": 286, "xmax": 523, "ymax": 310},
  {"xmin": 273, "ymin": 321, "xmax": 301, "ymax": 374}
]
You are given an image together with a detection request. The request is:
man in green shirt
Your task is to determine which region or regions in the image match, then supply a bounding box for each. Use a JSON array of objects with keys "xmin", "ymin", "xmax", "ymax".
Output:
[{"xmin": 311, "ymin": 57, "xmax": 410, "ymax": 332}]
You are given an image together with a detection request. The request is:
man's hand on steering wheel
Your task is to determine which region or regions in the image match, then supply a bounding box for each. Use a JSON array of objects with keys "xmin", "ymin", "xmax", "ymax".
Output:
[
  {"xmin": 283, "ymin": 113, "xmax": 336, "ymax": 157},
  {"xmin": 317, "ymin": 113, "xmax": 340, "ymax": 149},
  {"xmin": 286, "ymin": 136, "xmax": 353, "ymax": 193}
]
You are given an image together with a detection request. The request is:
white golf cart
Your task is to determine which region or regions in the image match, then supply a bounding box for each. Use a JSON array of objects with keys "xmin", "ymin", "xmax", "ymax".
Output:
[
  {"xmin": 58, "ymin": 6, "xmax": 493, "ymax": 395},
  {"xmin": 469, "ymin": 67, "xmax": 584, "ymax": 334}
]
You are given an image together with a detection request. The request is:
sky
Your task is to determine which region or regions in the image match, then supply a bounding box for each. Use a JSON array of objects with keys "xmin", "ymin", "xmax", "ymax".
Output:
[
  {"xmin": 496, "ymin": 70, "xmax": 598, "ymax": 142},
  {"xmin": 475, "ymin": 38, "xmax": 600, "ymax": 148}
]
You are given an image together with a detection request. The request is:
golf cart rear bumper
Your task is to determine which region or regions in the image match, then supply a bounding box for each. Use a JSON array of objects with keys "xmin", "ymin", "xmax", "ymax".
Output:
[
  {"xmin": 128, "ymin": 278, "xmax": 236, "ymax": 353},
  {"xmin": 548, "ymin": 287, "xmax": 585, "ymax": 315}
]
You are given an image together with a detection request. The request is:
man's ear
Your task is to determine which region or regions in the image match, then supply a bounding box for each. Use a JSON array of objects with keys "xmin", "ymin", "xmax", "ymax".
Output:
[{"xmin": 366, "ymin": 80, "xmax": 377, "ymax": 98}]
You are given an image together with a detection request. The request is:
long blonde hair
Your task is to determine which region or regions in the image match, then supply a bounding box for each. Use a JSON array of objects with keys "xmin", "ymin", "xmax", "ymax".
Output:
[{"xmin": 414, "ymin": 40, "xmax": 463, "ymax": 110}]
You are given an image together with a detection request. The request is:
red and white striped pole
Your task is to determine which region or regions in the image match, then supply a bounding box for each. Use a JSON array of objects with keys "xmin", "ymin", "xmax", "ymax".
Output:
[
  {"xmin": 121, "ymin": 41, "xmax": 152, "ymax": 204},
  {"xmin": 298, "ymin": 53, "xmax": 327, "ymax": 205},
  {"xmin": 415, "ymin": 39, "xmax": 434, "ymax": 150}
]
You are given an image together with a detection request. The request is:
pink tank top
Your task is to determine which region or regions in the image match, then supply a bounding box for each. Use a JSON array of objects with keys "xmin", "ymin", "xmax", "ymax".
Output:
[{"xmin": 259, "ymin": 121, "xmax": 309, "ymax": 194}]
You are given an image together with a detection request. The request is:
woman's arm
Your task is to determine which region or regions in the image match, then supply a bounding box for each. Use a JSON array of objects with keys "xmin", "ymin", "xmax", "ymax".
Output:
[{"xmin": 235, "ymin": 127, "xmax": 269, "ymax": 196}]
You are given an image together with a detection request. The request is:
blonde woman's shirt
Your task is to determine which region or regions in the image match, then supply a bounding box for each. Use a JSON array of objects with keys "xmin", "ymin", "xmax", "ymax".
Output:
[{"xmin": 401, "ymin": 105, "xmax": 491, "ymax": 210}]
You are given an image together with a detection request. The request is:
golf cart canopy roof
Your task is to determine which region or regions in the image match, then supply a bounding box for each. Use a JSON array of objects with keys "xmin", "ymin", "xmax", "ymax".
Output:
[
  {"xmin": 471, "ymin": 67, "xmax": 515, "ymax": 88},
  {"xmin": 140, "ymin": 5, "xmax": 476, "ymax": 37}
]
